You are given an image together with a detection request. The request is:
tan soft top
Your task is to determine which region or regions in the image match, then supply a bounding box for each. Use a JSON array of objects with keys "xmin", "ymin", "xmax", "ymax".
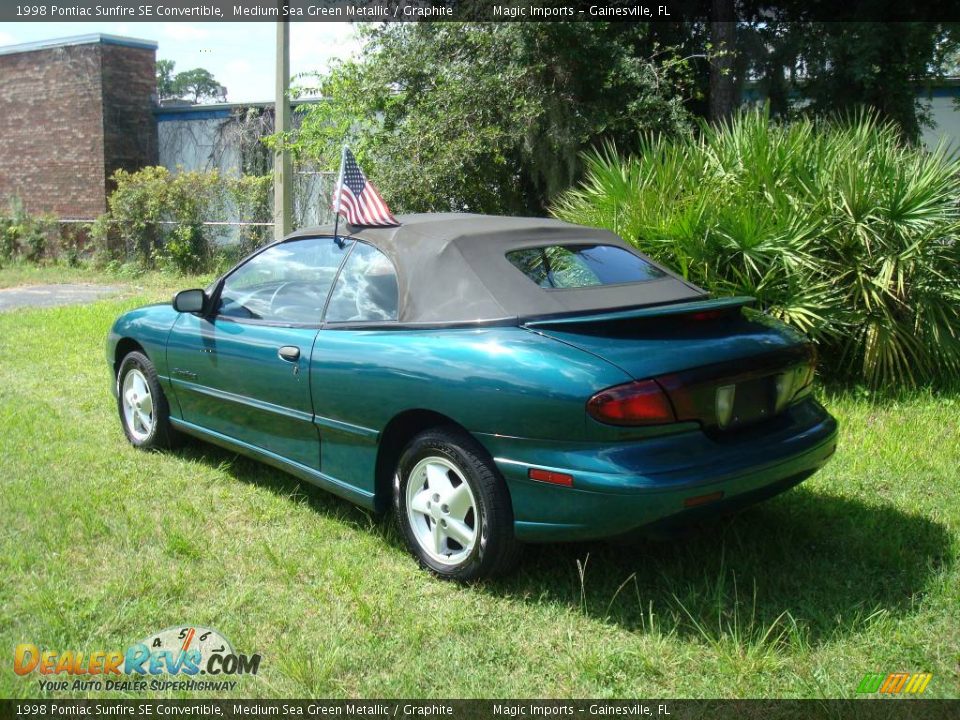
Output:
[{"xmin": 287, "ymin": 213, "xmax": 705, "ymax": 325}]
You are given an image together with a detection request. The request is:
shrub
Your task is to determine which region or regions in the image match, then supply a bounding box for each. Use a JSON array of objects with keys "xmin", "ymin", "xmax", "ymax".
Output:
[
  {"xmin": 5, "ymin": 170, "xmax": 273, "ymax": 272},
  {"xmin": 0, "ymin": 197, "xmax": 59, "ymax": 263},
  {"xmin": 158, "ymin": 223, "xmax": 205, "ymax": 274},
  {"xmin": 230, "ymin": 174, "xmax": 273, "ymax": 256},
  {"xmin": 97, "ymin": 167, "xmax": 228, "ymax": 272},
  {"xmin": 89, "ymin": 214, "xmax": 122, "ymax": 266},
  {"xmin": 105, "ymin": 166, "xmax": 170, "ymax": 261},
  {"xmin": 552, "ymin": 108, "xmax": 960, "ymax": 389},
  {"xmin": 20, "ymin": 216, "xmax": 56, "ymax": 263},
  {"xmin": 55, "ymin": 224, "xmax": 89, "ymax": 267},
  {"xmin": 0, "ymin": 222, "xmax": 19, "ymax": 260},
  {"xmin": 93, "ymin": 167, "xmax": 276, "ymax": 273}
]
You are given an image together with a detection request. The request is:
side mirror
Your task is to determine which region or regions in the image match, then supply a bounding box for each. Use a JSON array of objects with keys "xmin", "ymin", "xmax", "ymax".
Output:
[{"xmin": 172, "ymin": 289, "xmax": 207, "ymax": 314}]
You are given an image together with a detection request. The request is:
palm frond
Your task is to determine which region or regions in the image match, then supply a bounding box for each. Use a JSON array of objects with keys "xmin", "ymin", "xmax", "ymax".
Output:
[{"xmin": 552, "ymin": 107, "xmax": 960, "ymax": 388}]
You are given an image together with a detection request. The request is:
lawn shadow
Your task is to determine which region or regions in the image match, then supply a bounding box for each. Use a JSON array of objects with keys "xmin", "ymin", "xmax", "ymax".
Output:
[
  {"xmin": 173, "ymin": 441, "xmax": 395, "ymax": 538},
  {"xmin": 173, "ymin": 441, "xmax": 951, "ymax": 645},
  {"xmin": 486, "ymin": 487, "xmax": 953, "ymax": 644}
]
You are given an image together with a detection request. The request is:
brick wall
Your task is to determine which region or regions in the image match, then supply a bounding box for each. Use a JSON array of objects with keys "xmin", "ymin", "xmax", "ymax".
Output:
[
  {"xmin": 101, "ymin": 44, "xmax": 158, "ymax": 186},
  {"xmin": 0, "ymin": 38, "xmax": 157, "ymax": 220}
]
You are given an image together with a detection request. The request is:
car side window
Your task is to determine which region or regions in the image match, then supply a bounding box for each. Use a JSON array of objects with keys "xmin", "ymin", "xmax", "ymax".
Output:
[
  {"xmin": 218, "ymin": 237, "xmax": 353, "ymax": 324},
  {"xmin": 324, "ymin": 243, "xmax": 399, "ymax": 323}
]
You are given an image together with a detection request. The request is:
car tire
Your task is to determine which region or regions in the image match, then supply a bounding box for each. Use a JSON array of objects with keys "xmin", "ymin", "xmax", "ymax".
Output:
[
  {"xmin": 395, "ymin": 427, "xmax": 522, "ymax": 581},
  {"xmin": 117, "ymin": 351, "xmax": 180, "ymax": 450}
]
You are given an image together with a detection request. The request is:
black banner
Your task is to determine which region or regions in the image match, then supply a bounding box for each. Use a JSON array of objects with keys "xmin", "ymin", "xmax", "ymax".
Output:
[
  {"xmin": 1, "ymin": 700, "xmax": 959, "ymax": 720},
  {"xmin": 3, "ymin": 0, "xmax": 960, "ymax": 23}
]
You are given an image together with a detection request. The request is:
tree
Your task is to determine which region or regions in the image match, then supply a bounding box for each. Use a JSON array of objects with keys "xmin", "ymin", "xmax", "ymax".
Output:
[
  {"xmin": 279, "ymin": 24, "xmax": 694, "ymax": 215},
  {"xmin": 709, "ymin": 0, "xmax": 737, "ymax": 122},
  {"xmin": 173, "ymin": 68, "xmax": 227, "ymax": 104},
  {"xmin": 277, "ymin": 19, "xmax": 956, "ymax": 219},
  {"xmin": 156, "ymin": 59, "xmax": 177, "ymax": 101},
  {"xmin": 789, "ymin": 22, "xmax": 953, "ymax": 142},
  {"xmin": 156, "ymin": 60, "xmax": 228, "ymax": 105},
  {"xmin": 728, "ymin": 17, "xmax": 958, "ymax": 143},
  {"xmin": 640, "ymin": 10, "xmax": 958, "ymax": 143}
]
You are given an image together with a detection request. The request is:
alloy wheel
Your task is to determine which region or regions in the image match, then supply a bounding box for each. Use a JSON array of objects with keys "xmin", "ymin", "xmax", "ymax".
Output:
[
  {"xmin": 405, "ymin": 456, "xmax": 479, "ymax": 565},
  {"xmin": 122, "ymin": 368, "xmax": 154, "ymax": 442}
]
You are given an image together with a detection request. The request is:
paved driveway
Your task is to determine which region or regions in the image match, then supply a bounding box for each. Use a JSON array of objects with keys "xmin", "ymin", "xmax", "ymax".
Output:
[{"xmin": 0, "ymin": 284, "xmax": 122, "ymax": 312}]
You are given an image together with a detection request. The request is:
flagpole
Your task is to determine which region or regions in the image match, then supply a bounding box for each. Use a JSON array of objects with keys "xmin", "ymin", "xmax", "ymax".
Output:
[{"xmin": 332, "ymin": 145, "xmax": 347, "ymax": 247}]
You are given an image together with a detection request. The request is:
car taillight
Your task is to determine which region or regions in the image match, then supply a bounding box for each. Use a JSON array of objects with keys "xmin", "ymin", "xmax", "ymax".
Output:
[
  {"xmin": 586, "ymin": 379, "xmax": 676, "ymax": 426},
  {"xmin": 774, "ymin": 357, "xmax": 817, "ymax": 412}
]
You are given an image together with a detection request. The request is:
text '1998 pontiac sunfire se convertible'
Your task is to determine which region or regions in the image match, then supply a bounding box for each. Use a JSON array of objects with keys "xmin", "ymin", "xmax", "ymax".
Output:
[{"xmin": 107, "ymin": 214, "xmax": 837, "ymax": 580}]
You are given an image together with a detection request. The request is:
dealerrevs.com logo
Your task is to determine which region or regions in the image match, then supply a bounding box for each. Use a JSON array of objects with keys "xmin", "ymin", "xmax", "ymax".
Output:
[
  {"xmin": 856, "ymin": 672, "xmax": 933, "ymax": 696},
  {"xmin": 14, "ymin": 626, "xmax": 261, "ymax": 693}
]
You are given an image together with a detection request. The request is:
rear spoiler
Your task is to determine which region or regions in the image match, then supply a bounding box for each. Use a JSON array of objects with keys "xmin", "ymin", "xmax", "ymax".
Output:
[{"xmin": 521, "ymin": 296, "xmax": 756, "ymax": 329}]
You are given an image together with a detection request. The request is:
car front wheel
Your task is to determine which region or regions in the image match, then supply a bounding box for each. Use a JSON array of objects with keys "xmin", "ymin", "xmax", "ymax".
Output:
[
  {"xmin": 395, "ymin": 428, "xmax": 522, "ymax": 581},
  {"xmin": 117, "ymin": 351, "xmax": 179, "ymax": 450}
]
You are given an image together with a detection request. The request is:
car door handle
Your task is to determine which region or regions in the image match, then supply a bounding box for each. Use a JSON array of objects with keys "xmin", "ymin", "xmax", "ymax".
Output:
[{"xmin": 277, "ymin": 346, "xmax": 301, "ymax": 363}]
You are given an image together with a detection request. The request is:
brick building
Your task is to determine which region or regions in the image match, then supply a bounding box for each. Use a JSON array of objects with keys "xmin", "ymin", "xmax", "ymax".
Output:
[{"xmin": 0, "ymin": 34, "xmax": 158, "ymax": 220}]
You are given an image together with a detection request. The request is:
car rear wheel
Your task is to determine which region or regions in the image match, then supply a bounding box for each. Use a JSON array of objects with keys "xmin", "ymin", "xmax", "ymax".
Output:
[
  {"xmin": 395, "ymin": 428, "xmax": 522, "ymax": 581},
  {"xmin": 117, "ymin": 351, "xmax": 179, "ymax": 450}
]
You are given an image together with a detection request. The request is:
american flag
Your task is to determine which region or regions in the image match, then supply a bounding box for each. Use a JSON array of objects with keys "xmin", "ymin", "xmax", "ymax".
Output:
[{"xmin": 332, "ymin": 148, "xmax": 398, "ymax": 227}]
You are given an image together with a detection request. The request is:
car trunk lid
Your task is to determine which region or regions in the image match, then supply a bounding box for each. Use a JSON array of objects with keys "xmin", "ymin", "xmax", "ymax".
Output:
[{"xmin": 524, "ymin": 297, "xmax": 816, "ymax": 431}]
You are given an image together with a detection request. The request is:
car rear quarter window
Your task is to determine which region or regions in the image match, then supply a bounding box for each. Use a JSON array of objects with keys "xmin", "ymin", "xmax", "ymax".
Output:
[
  {"xmin": 506, "ymin": 244, "xmax": 666, "ymax": 289},
  {"xmin": 325, "ymin": 242, "xmax": 399, "ymax": 323}
]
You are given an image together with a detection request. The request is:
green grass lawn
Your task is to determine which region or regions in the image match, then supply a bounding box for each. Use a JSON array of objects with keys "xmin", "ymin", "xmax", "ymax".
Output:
[
  {"xmin": 0, "ymin": 261, "xmax": 214, "ymax": 294},
  {"xmin": 1, "ymin": 267, "xmax": 958, "ymax": 699}
]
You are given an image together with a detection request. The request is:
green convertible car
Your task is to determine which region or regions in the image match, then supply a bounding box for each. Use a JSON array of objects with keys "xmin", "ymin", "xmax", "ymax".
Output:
[{"xmin": 107, "ymin": 214, "xmax": 837, "ymax": 580}]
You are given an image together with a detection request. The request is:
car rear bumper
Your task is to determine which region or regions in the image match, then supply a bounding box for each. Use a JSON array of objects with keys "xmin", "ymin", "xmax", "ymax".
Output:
[{"xmin": 476, "ymin": 398, "xmax": 838, "ymax": 542}]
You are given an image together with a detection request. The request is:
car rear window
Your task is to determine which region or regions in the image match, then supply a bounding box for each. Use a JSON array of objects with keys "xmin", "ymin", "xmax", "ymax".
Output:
[{"xmin": 506, "ymin": 244, "xmax": 667, "ymax": 289}]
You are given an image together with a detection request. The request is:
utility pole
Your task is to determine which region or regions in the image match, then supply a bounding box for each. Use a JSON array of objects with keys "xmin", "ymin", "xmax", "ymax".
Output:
[{"xmin": 273, "ymin": 15, "xmax": 293, "ymax": 241}]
